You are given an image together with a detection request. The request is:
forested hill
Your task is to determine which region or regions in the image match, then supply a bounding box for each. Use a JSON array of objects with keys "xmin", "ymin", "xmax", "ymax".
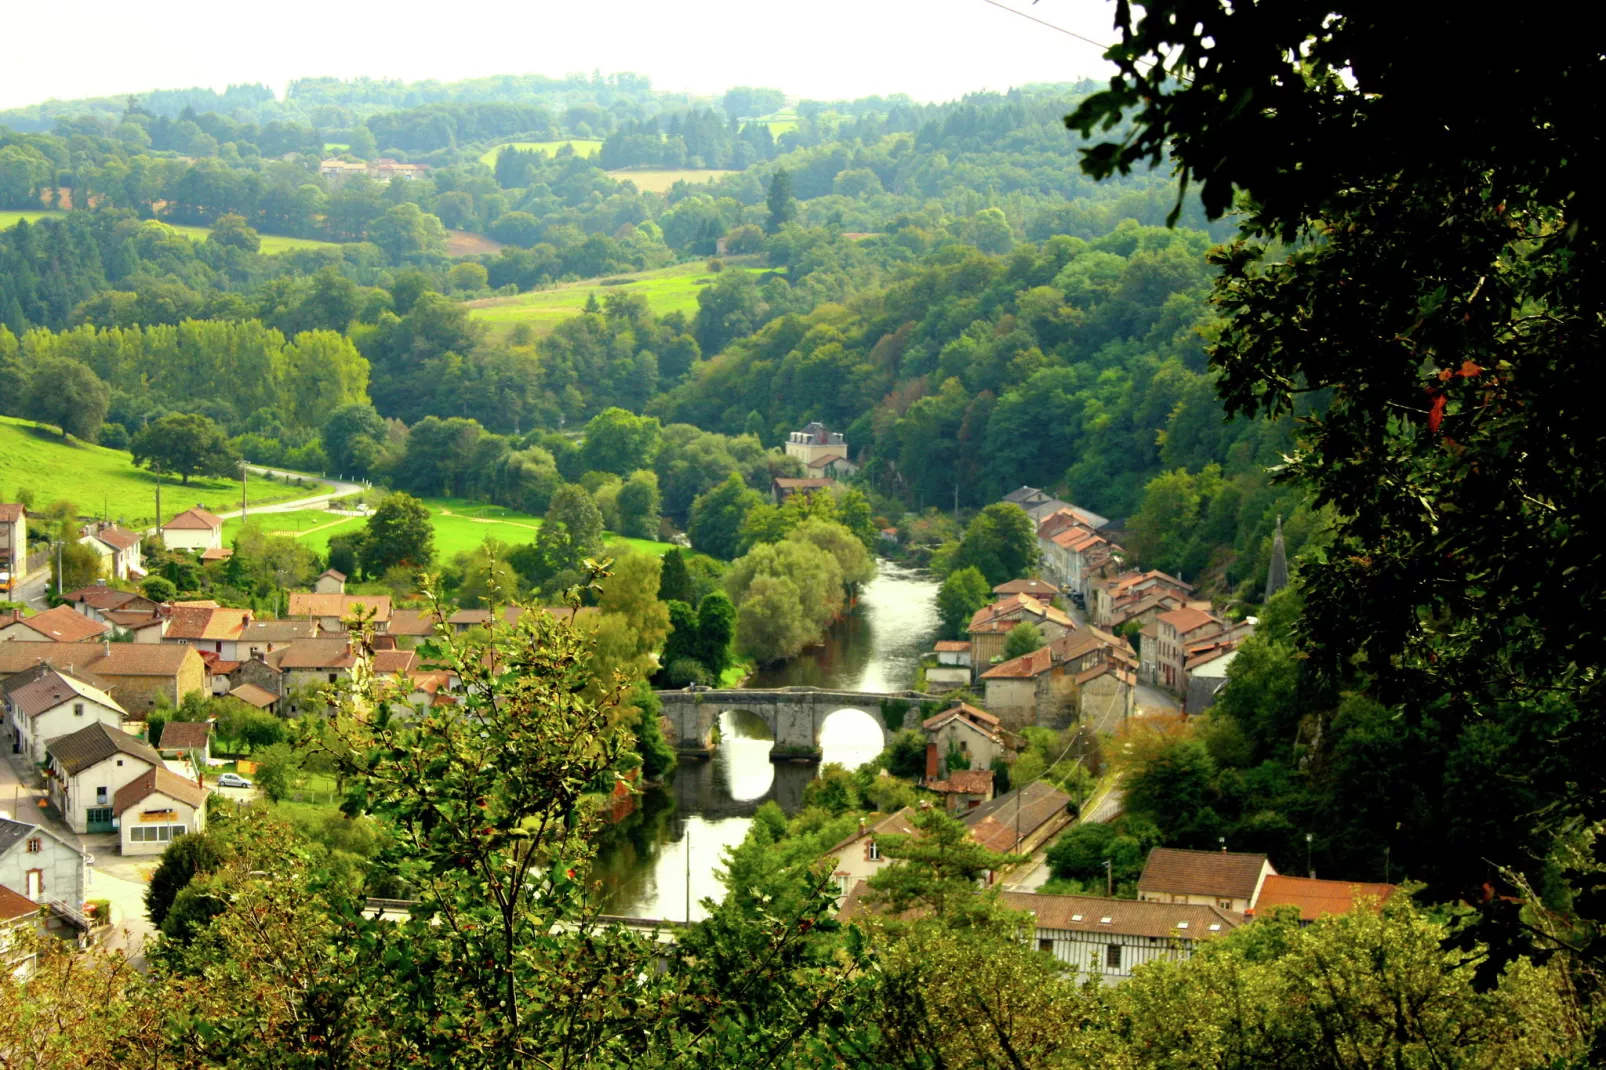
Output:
[{"xmin": 1, "ymin": 77, "xmax": 1307, "ymax": 600}]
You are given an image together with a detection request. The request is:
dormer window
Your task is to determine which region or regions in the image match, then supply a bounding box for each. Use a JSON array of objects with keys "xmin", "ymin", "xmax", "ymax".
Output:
[{"xmin": 1176, "ymin": 921, "xmax": 1189, "ymax": 930}]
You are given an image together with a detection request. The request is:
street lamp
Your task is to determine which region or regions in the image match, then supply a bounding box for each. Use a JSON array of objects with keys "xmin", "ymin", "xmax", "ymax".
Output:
[
  {"xmin": 1306, "ymin": 832, "xmax": 1314, "ymax": 878},
  {"xmin": 1103, "ymin": 858, "xmax": 1112, "ymax": 898}
]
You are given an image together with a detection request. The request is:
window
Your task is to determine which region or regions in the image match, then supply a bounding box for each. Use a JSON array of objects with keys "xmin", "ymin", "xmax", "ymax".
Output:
[
  {"xmin": 866, "ymin": 841, "xmax": 881, "ymax": 862},
  {"xmin": 1106, "ymin": 944, "xmax": 1122, "ymax": 970},
  {"xmin": 74, "ymin": 703, "xmax": 85, "ymax": 717},
  {"xmin": 1038, "ymin": 938, "xmax": 1053, "ymax": 953},
  {"xmin": 25, "ymin": 837, "xmax": 41, "ymax": 853},
  {"xmin": 129, "ymin": 825, "xmax": 187, "ymax": 843},
  {"xmin": 328, "ymin": 673, "xmax": 339, "ymax": 684},
  {"xmin": 1218, "ymin": 899, "xmax": 1233, "ymax": 910},
  {"xmin": 96, "ymin": 786, "xmax": 108, "ymax": 804}
]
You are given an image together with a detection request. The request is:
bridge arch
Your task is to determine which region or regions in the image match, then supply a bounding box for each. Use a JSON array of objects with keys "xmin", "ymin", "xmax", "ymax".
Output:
[{"xmin": 655, "ymin": 687, "xmax": 930, "ymax": 761}]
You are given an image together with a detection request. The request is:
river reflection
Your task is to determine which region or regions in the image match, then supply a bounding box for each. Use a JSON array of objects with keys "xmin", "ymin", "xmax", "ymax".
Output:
[{"xmin": 590, "ymin": 559, "xmax": 941, "ymax": 922}]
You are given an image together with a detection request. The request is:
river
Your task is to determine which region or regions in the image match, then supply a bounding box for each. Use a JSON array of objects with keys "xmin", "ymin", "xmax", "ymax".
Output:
[{"xmin": 589, "ymin": 559, "xmax": 941, "ymax": 921}]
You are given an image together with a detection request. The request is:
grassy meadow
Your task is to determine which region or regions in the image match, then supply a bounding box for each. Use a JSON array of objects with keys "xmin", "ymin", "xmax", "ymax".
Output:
[
  {"xmin": 224, "ymin": 496, "xmax": 674, "ymax": 560},
  {"xmin": 604, "ymin": 168, "xmax": 738, "ymax": 194},
  {"xmin": 0, "ymin": 209, "xmax": 64, "ymax": 230},
  {"xmin": 0, "ymin": 415, "xmax": 318, "ymax": 526},
  {"xmin": 464, "ymin": 258, "xmax": 768, "ymax": 340},
  {"xmin": 479, "ymin": 139, "xmax": 603, "ymax": 167}
]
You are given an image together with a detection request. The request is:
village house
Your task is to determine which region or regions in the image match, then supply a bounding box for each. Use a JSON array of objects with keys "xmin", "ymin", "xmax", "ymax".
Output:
[
  {"xmin": 287, "ymin": 592, "xmax": 393, "ymax": 634},
  {"xmin": 1153, "ymin": 606, "xmax": 1226, "ymax": 694},
  {"xmin": 922, "ymin": 703, "xmax": 1011, "ymax": 778},
  {"xmin": 979, "ymin": 627, "xmax": 1134, "ymax": 730},
  {"xmin": 803, "ymin": 453, "xmax": 858, "ymax": 479},
  {"xmin": 1002, "ymin": 487, "xmax": 1110, "ymax": 529},
  {"xmin": 163, "ymin": 604, "xmax": 254, "ymax": 659},
  {"xmin": 77, "ymin": 523, "xmax": 143, "ymax": 580},
  {"xmin": 1137, "ymin": 847, "xmax": 1276, "ymax": 914},
  {"xmin": 923, "ymin": 769, "xmax": 995, "ymax": 812},
  {"xmin": 226, "ymin": 654, "xmax": 285, "ymax": 701},
  {"xmin": 771, "ymin": 476, "xmax": 838, "ymax": 505},
  {"xmin": 1247, "ymin": 875, "xmax": 1398, "ymax": 924},
  {"xmin": 0, "ymin": 504, "xmax": 27, "ymax": 591},
  {"xmin": 199, "ymin": 547, "xmax": 233, "ymax": 565},
  {"xmin": 155, "ymin": 719, "xmax": 212, "ymax": 769},
  {"xmin": 964, "ymin": 781, "xmax": 1076, "ymax": 872},
  {"xmin": 1090, "ymin": 570, "xmax": 1195, "ymax": 630},
  {"xmin": 991, "ymin": 578, "xmax": 1060, "ymax": 604},
  {"xmin": 0, "ymin": 815, "xmax": 90, "ymax": 933},
  {"xmin": 967, "ymin": 594, "xmax": 1077, "ymax": 673},
  {"xmin": 0, "ymin": 642, "xmax": 207, "ymax": 713},
  {"xmin": 162, "ymin": 507, "xmax": 224, "ymax": 552},
  {"xmin": 2, "ymin": 665, "xmax": 127, "ymax": 765},
  {"xmin": 1184, "ymin": 647, "xmax": 1239, "ymax": 713},
  {"xmin": 313, "ymin": 568, "xmax": 347, "ymax": 594},
  {"xmin": 933, "ymin": 640, "xmax": 972, "ymax": 669},
  {"xmin": 268, "ymin": 639, "xmax": 415, "ymax": 702},
  {"xmin": 44, "ymin": 722, "xmax": 162, "ymax": 834},
  {"xmin": 2, "ymin": 882, "xmax": 43, "ymax": 978},
  {"xmin": 114, "ymin": 766, "xmax": 207, "ymax": 856},
  {"xmin": 997, "ymin": 890, "xmax": 1242, "ymax": 984},
  {"xmin": 0, "ymin": 605, "xmax": 110, "ymax": 644},
  {"xmin": 319, "ymin": 157, "xmax": 430, "ymax": 182},
  {"xmin": 228, "ymin": 681, "xmax": 280, "ymax": 714},
  {"xmin": 63, "ymin": 585, "xmax": 161, "ymax": 625},
  {"xmin": 236, "ymin": 619, "xmax": 318, "ymax": 660},
  {"xmin": 823, "ymin": 808, "xmax": 919, "ymax": 901},
  {"xmin": 784, "ymin": 421, "xmax": 850, "ymax": 468}
]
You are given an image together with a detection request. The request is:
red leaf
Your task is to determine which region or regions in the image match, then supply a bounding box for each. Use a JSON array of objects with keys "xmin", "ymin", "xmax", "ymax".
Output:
[
  {"xmin": 1427, "ymin": 394, "xmax": 1447, "ymax": 432},
  {"xmin": 1457, "ymin": 360, "xmax": 1483, "ymax": 378}
]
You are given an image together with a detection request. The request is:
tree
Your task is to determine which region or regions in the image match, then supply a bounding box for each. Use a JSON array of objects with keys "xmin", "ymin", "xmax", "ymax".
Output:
[
  {"xmin": 1002, "ymin": 621, "xmax": 1044, "ymax": 660},
  {"xmin": 52, "ymin": 540, "xmax": 102, "ymax": 594},
  {"xmin": 1067, "ymin": 0, "xmax": 1606, "ymax": 966},
  {"xmin": 208, "ymin": 212, "xmax": 261, "ymax": 254},
  {"xmin": 732, "ymin": 573, "xmax": 810, "ymax": 664},
  {"xmin": 865, "ymin": 805, "xmax": 1022, "ymax": 918},
  {"xmin": 580, "ymin": 408, "xmax": 661, "ymax": 476},
  {"xmin": 145, "ymin": 829, "xmax": 226, "ymax": 926},
  {"xmin": 615, "ymin": 469, "xmax": 661, "ymax": 540},
  {"xmin": 538, "ymin": 484, "xmax": 605, "ymax": 577},
  {"xmin": 951, "ymin": 502, "xmax": 1037, "ymax": 585},
  {"xmin": 369, "ymin": 202, "xmax": 447, "ymax": 261},
  {"xmin": 936, "ymin": 566, "xmax": 991, "ymax": 639},
  {"xmin": 130, "ymin": 413, "xmax": 239, "ymax": 485},
  {"xmin": 446, "ymin": 262, "xmax": 489, "ymax": 293},
  {"xmin": 141, "ymin": 575, "xmax": 177, "ymax": 602},
  {"xmin": 360, "ymin": 492, "xmax": 434, "ymax": 576},
  {"xmin": 688, "ymin": 472, "xmax": 762, "ymax": 560},
  {"xmin": 27, "ymin": 355, "xmax": 109, "ymax": 441},
  {"xmin": 657, "ymin": 547, "xmax": 692, "ymax": 604},
  {"xmin": 321, "ymin": 403, "xmax": 388, "ymax": 479},
  {"xmin": 765, "ymin": 168, "xmax": 796, "ymax": 233},
  {"xmin": 251, "ymin": 742, "xmax": 298, "ymax": 803},
  {"xmin": 693, "ymin": 589, "xmax": 736, "ymax": 679}
]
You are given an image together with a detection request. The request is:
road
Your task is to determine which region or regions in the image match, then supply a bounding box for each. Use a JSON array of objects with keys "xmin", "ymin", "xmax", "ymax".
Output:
[
  {"xmin": 1135, "ymin": 683, "xmax": 1180, "ymax": 716},
  {"xmin": 999, "ymin": 774, "xmax": 1125, "ymax": 893},
  {"xmin": 211, "ymin": 466, "xmax": 366, "ymax": 523}
]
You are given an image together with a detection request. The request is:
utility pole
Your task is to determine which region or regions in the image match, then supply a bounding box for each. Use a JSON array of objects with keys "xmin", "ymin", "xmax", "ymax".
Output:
[
  {"xmin": 1104, "ymin": 858, "xmax": 1112, "ymax": 897},
  {"xmin": 240, "ymin": 461, "xmax": 249, "ymax": 525},
  {"xmin": 154, "ymin": 468, "xmax": 162, "ymax": 536}
]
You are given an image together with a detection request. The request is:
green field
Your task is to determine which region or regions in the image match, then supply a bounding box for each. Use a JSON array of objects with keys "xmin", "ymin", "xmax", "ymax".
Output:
[
  {"xmin": 1, "ymin": 209, "xmax": 338, "ymax": 255},
  {"xmin": 480, "ymin": 139, "xmax": 603, "ymax": 167},
  {"xmin": 223, "ymin": 497, "xmax": 674, "ymax": 560},
  {"xmin": 0, "ymin": 209, "xmax": 64, "ymax": 230},
  {"xmin": 465, "ymin": 258, "xmax": 768, "ymax": 340},
  {"xmin": 604, "ymin": 168, "xmax": 738, "ymax": 194},
  {"xmin": 0, "ymin": 415, "xmax": 320, "ymax": 526},
  {"xmin": 751, "ymin": 112, "xmax": 799, "ymax": 136}
]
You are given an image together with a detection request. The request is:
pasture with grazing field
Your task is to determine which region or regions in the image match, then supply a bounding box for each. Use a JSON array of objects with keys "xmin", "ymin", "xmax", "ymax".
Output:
[
  {"xmin": 223, "ymin": 497, "xmax": 674, "ymax": 560},
  {"xmin": 464, "ymin": 258, "xmax": 771, "ymax": 340},
  {"xmin": 479, "ymin": 139, "xmax": 603, "ymax": 167},
  {"xmin": 0, "ymin": 209, "xmax": 65, "ymax": 230},
  {"xmin": 604, "ymin": 168, "xmax": 738, "ymax": 194},
  {"xmin": 0, "ymin": 415, "xmax": 319, "ymax": 526}
]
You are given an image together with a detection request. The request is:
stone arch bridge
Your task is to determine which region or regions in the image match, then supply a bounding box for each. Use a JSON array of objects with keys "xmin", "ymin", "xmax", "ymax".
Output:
[{"xmin": 655, "ymin": 687, "xmax": 932, "ymax": 758}]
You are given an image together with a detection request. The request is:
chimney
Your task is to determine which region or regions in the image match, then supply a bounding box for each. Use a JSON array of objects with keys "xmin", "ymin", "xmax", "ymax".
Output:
[
  {"xmin": 857, "ymin": 818, "xmax": 866, "ymax": 836},
  {"xmin": 925, "ymin": 742, "xmax": 939, "ymax": 782},
  {"xmin": 104, "ymin": 641, "xmax": 110, "ymax": 657}
]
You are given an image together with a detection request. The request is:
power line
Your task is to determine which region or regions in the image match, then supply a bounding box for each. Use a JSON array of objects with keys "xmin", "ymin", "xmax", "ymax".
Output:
[{"xmin": 978, "ymin": 0, "xmax": 1115, "ymax": 53}]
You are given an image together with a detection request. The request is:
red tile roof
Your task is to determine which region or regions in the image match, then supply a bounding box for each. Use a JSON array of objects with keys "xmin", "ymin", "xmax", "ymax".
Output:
[
  {"xmin": 926, "ymin": 769, "xmax": 994, "ymax": 795},
  {"xmin": 229, "ymin": 683, "xmax": 279, "ymax": 708},
  {"xmin": 1157, "ymin": 606, "xmax": 1220, "ymax": 636},
  {"xmin": 979, "ymin": 646, "xmax": 1054, "ymax": 680},
  {"xmin": 991, "ymin": 578, "xmax": 1058, "ymax": 599},
  {"xmin": 87, "ymin": 525, "xmax": 141, "ymax": 550},
  {"xmin": 165, "ymin": 606, "xmax": 252, "ymax": 641},
  {"xmin": 1138, "ymin": 847, "xmax": 1272, "ymax": 900},
  {"xmin": 933, "ymin": 640, "xmax": 970, "ymax": 652},
  {"xmin": 287, "ymin": 592, "xmax": 392, "ymax": 622},
  {"xmin": 65, "ymin": 586, "xmax": 146, "ymax": 612},
  {"xmin": 113, "ymin": 765, "xmax": 207, "ymax": 815},
  {"xmin": 165, "ymin": 507, "xmax": 223, "ymax": 531},
  {"xmin": 8, "ymin": 605, "xmax": 109, "ymax": 643},
  {"xmin": 1249, "ymin": 875, "xmax": 1397, "ymax": 922},
  {"xmin": 158, "ymin": 721, "xmax": 211, "ymax": 750},
  {"xmin": 0, "ymin": 882, "xmax": 38, "ymax": 922}
]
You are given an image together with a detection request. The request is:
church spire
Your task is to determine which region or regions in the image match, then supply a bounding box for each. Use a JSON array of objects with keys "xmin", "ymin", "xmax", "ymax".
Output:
[{"xmin": 1264, "ymin": 514, "xmax": 1289, "ymax": 602}]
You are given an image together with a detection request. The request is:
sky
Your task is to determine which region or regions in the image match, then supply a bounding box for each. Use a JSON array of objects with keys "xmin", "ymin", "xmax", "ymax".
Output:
[{"xmin": 0, "ymin": 0, "xmax": 1121, "ymax": 111}]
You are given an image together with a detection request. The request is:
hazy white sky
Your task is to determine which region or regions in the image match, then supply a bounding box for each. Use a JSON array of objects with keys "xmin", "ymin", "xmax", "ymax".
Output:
[{"xmin": 0, "ymin": 0, "xmax": 1120, "ymax": 111}]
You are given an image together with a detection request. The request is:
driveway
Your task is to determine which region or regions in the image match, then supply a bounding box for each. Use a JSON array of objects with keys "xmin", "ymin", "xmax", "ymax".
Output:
[{"xmin": 90, "ymin": 854, "xmax": 159, "ymax": 965}]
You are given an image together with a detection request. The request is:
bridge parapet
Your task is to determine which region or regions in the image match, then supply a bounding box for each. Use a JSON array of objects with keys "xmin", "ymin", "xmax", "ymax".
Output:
[{"xmin": 654, "ymin": 687, "xmax": 937, "ymax": 758}]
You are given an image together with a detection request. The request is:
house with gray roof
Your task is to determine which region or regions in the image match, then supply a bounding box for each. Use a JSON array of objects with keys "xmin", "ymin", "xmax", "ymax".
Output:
[
  {"xmin": 0, "ymin": 815, "xmax": 90, "ymax": 935},
  {"xmin": 44, "ymin": 722, "xmax": 161, "ymax": 834}
]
